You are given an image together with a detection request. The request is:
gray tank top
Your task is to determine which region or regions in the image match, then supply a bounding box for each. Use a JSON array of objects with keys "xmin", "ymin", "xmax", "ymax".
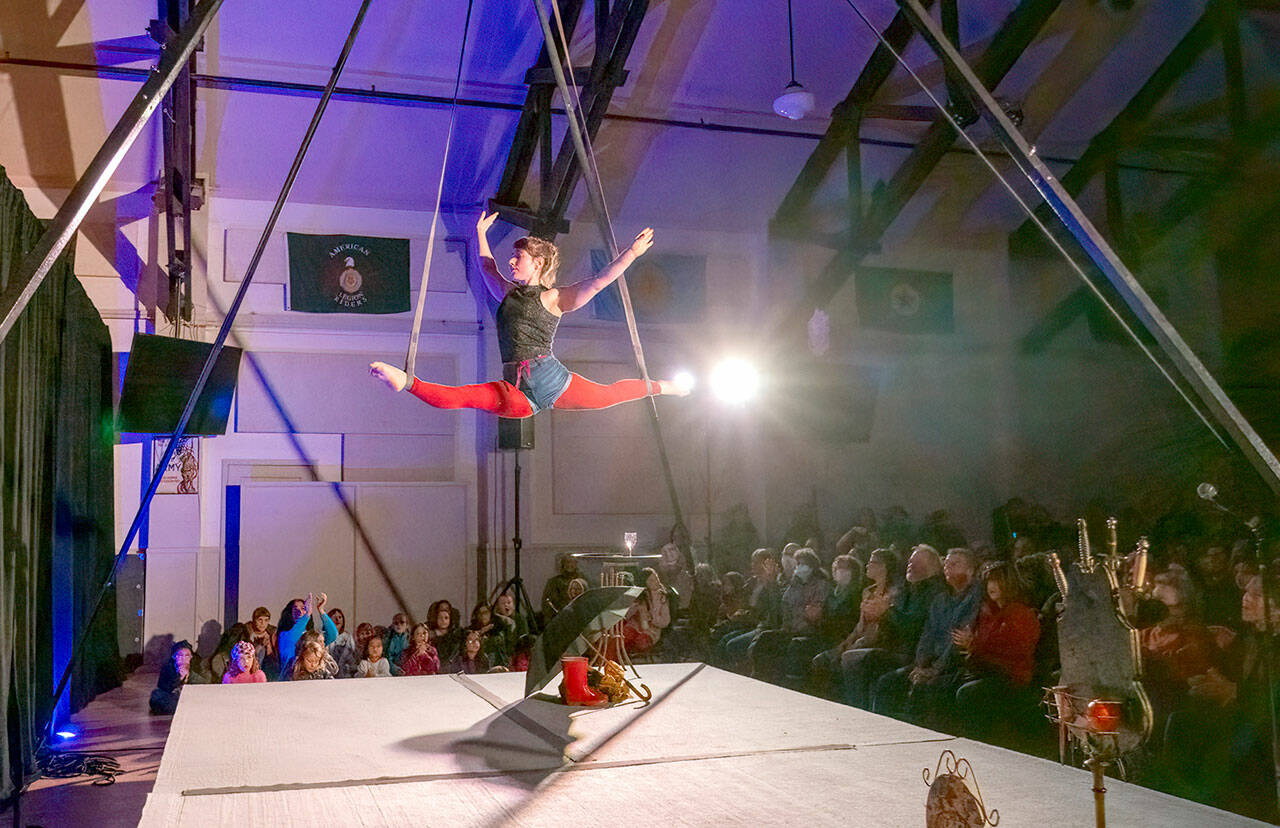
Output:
[{"xmin": 496, "ymin": 285, "xmax": 560, "ymax": 363}]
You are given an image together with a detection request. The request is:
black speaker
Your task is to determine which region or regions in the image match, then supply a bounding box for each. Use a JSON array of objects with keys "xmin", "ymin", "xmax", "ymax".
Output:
[
  {"xmin": 117, "ymin": 333, "xmax": 242, "ymax": 435},
  {"xmin": 498, "ymin": 416, "xmax": 534, "ymax": 450}
]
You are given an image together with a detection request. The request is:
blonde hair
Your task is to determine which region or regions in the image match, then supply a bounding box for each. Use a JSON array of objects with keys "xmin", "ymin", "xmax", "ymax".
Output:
[{"xmin": 514, "ymin": 236, "xmax": 561, "ymax": 285}]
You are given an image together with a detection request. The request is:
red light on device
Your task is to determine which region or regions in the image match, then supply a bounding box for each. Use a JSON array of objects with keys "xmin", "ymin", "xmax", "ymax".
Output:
[{"xmin": 1086, "ymin": 699, "xmax": 1122, "ymax": 732}]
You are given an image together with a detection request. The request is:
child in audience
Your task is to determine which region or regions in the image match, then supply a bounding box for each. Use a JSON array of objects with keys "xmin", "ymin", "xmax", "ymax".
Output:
[
  {"xmin": 400, "ymin": 622, "xmax": 440, "ymax": 676},
  {"xmin": 357, "ymin": 633, "xmax": 392, "ymax": 678},
  {"xmin": 447, "ymin": 629, "xmax": 489, "ymax": 674},
  {"xmin": 247, "ymin": 606, "xmax": 278, "ymax": 678},
  {"xmin": 327, "ymin": 607, "xmax": 360, "ymax": 678},
  {"xmin": 149, "ymin": 640, "xmax": 208, "ymax": 714},
  {"xmin": 428, "ymin": 599, "xmax": 463, "ymax": 664},
  {"xmin": 287, "ymin": 631, "xmax": 339, "ymax": 680},
  {"xmin": 207, "ymin": 623, "xmax": 250, "ymax": 682},
  {"xmin": 622, "ymin": 567, "xmax": 671, "ymax": 655},
  {"xmin": 222, "ymin": 640, "xmax": 267, "ymax": 684},
  {"xmin": 383, "ymin": 613, "xmax": 411, "ymax": 667}
]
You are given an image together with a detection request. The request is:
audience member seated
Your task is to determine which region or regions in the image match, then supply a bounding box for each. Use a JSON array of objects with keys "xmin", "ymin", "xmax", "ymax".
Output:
[
  {"xmin": 841, "ymin": 545, "xmax": 942, "ymax": 709},
  {"xmin": 222, "ymin": 640, "xmax": 268, "ymax": 684},
  {"xmin": 400, "ymin": 622, "xmax": 441, "ymax": 676},
  {"xmin": 657, "ymin": 541, "xmax": 695, "ymax": 614},
  {"xmin": 566, "ymin": 577, "xmax": 588, "ymax": 604},
  {"xmin": 952, "ymin": 562, "xmax": 1041, "ymax": 740},
  {"xmin": 1192, "ymin": 544, "xmax": 1241, "ymax": 629},
  {"xmin": 286, "ymin": 630, "xmax": 339, "ymax": 680},
  {"xmin": 149, "ymin": 640, "xmax": 207, "ymax": 714},
  {"xmin": 278, "ymin": 592, "xmax": 338, "ymax": 666},
  {"xmin": 447, "ymin": 629, "xmax": 490, "ymax": 674},
  {"xmin": 714, "ymin": 571, "xmax": 748, "ymax": 626},
  {"xmin": 750, "ymin": 547, "xmax": 831, "ymax": 683},
  {"xmin": 356, "ymin": 633, "xmax": 392, "ymax": 678},
  {"xmin": 821, "ymin": 554, "xmax": 863, "ymax": 645},
  {"xmin": 208, "ymin": 623, "xmax": 250, "ymax": 683},
  {"xmin": 247, "ymin": 605, "xmax": 278, "ymax": 679},
  {"xmin": 327, "ymin": 607, "xmax": 360, "ymax": 678},
  {"xmin": 493, "ymin": 587, "xmax": 530, "ymax": 644},
  {"xmin": 510, "ymin": 634, "xmax": 535, "ymax": 672},
  {"xmin": 1141, "ymin": 568, "xmax": 1220, "ymax": 729},
  {"xmin": 811, "ymin": 548, "xmax": 898, "ymax": 698},
  {"xmin": 471, "ymin": 602, "xmax": 508, "ymax": 666},
  {"xmin": 622, "ymin": 567, "xmax": 671, "ymax": 656},
  {"xmin": 383, "ymin": 612, "xmax": 411, "ymax": 670},
  {"xmin": 872, "ymin": 547, "xmax": 981, "ymax": 727},
  {"xmin": 1161, "ymin": 574, "xmax": 1280, "ymax": 820},
  {"xmin": 427, "ymin": 599, "xmax": 463, "ymax": 664},
  {"xmin": 541, "ymin": 553, "xmax": 583, "ymax": 619},
  {"xmin": 713, "ymin": 548, "xmax": 782, "ymax": 672},
  {"xmin": 687, "ymin": 563, "xmax": 722, "ymax": 638}
]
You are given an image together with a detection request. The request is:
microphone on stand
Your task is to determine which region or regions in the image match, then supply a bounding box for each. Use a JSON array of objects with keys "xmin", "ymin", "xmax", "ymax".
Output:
[{"xmin": 1197, "ymin": 482, "xmax": 1262, "ymax": 530}]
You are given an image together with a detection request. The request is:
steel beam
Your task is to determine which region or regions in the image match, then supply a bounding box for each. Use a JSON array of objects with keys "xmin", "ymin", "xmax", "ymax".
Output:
[
  {"xmin": 0, "ymin": 0, "xmax": 225, "ymax": 344},
  {"xmin": 778, "ymin": 0, "xmax": 1060, "ymax": 334},
  {"xmin": 895, "ymin": 0, "xmax": 1280, "ymax": 494},
  {"xmin": 1010, "ymin": 8, "xmax": 1218, "ymax": 248}
]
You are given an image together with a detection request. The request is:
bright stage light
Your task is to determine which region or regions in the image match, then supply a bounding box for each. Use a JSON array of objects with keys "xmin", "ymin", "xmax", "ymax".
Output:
[
  {"xmin": 709, "ymin": 358, "xmax": 759, "ymax": 405},
  {"xmin": 672, "ymin": 371, "xmax": 696, "ymax": 395}
]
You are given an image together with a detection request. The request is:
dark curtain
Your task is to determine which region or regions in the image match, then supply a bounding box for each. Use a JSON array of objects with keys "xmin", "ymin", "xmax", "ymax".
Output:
[{"xmin": 0, "ymin": 166, "xmax": 119, "ymax": 801}]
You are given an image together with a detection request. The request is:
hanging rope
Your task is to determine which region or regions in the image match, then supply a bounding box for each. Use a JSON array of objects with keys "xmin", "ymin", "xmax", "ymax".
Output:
[
  {"xmin": 533, "ymin": 0, "xmax": 688, "ymax": 531},
  {"xmin": 541, "ymin": 0, "xmax": 655, "ymax": 390},
  {"xmin": 405, "ymin": 0, "xmax": 476, "ymax": 377}
]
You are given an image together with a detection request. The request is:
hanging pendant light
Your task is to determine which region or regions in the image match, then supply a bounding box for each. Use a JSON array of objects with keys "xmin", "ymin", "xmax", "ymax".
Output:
[{"xmin": 773, "ymin": 0, "xmax": 815, "ymax": 120}]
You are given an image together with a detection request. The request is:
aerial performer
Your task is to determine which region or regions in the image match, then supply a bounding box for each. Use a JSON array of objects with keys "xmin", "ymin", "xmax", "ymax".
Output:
[{"xmin": 370, "ymin": 211, "xmax": 689, "ymax": 416}]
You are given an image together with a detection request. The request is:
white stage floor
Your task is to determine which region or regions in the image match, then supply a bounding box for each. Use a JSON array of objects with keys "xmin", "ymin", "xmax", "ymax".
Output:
[{"xmin": 139, "ymin": 663, "xmax": 1265, "ymax": 826}]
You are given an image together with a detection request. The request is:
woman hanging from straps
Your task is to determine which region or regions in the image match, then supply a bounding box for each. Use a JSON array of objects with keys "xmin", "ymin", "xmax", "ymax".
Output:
[{"xmin": 369, "ymin": 212, "xmax": 689, "ymax": 417}]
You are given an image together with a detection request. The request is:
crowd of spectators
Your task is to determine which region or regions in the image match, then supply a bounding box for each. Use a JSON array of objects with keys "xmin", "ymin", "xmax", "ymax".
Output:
[
  {"xmin": 148, "ymin": 500, "xmax": 1279, "ymax": 821},
  {"xmin": 557, "ymin": 503, "xmax": 1277, "ymax": 822},
  {"xmin": 150, "ymin": 587, "xmax": 537, "ymax": 713}
]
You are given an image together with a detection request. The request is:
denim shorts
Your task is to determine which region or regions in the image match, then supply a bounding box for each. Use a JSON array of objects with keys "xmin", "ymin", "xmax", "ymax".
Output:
[{"xmin": 504, "ymin": 355, "xmax": 571, "ymax": 413}]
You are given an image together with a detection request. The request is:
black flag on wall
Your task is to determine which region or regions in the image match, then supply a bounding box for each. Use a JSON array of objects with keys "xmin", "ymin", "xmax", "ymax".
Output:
[{"xmin": 287, "ymin": 233, "xmax": 410, "ymax": 314}]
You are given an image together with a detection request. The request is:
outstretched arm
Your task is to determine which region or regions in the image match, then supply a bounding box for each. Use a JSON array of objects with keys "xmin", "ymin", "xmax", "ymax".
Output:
[
  {"xmin": 549, "ymin": 228, "xmax": 653, "ymax": 314},
  {"xmin": 475, "ymin": 212, "xmax": 514, "ymax": 303}
]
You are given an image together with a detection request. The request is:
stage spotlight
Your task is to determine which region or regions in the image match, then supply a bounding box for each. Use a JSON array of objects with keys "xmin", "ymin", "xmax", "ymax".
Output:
[
  {"xmin": 709, "ymin": 358, "xmax": 759, "ymax": 405},
  {"xmin": 673, "ymin": 371, "xmax": 696, "ymax": 395},
  {"xmin": 54, "ymin": 728, "xmax": 76, "ymax": 741}
]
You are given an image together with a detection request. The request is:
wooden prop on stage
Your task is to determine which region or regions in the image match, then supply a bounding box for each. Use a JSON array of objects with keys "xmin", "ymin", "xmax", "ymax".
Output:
[{"xmin": 1043, "ymin": 517, "xmax": 1154, "ymax": 828}]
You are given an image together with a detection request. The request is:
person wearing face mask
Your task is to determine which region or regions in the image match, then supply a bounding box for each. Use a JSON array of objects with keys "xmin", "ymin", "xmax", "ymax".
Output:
[{"xmin": 749, "ymin": 548, "xmax": 831, "ymax": 684}]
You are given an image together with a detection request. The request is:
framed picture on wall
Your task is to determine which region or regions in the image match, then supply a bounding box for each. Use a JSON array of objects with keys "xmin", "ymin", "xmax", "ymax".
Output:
[{"xmin": 153, "ymin": 437, "xmax": 200, "ymax": 495}]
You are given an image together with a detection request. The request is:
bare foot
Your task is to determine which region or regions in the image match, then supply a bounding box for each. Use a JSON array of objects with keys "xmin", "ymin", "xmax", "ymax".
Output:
[{"xmin": 370, "ymin": 361, "xmax": 408, "ymax": 392}]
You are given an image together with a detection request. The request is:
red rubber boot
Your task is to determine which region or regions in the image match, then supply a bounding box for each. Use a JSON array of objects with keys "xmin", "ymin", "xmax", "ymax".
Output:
[{"xmin": 560, "ymin": 656, "xmax": 607, "ymax": 706}]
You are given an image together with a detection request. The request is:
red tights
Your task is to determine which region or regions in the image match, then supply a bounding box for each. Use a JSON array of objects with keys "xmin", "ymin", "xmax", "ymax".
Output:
[{"xmin": 406, "ymin": 374, "xmax": 660, "ymax": 419}]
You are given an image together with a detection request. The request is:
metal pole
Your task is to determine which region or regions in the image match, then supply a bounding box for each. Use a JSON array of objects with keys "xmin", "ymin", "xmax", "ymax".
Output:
[
  {"xmin": 35, "ymin": 0, "xmax": 377, "ymax": 747},
  {"xmin": 890, "ymin": 0, "xmax": 1280, "ymax": 496},
  {"xmin": 530, "ymin": 0, "xmax": 687, "ymax": 532},
  {"xmin": 0, "ymin": 0, "xmax": 225, "ymax": 344}
]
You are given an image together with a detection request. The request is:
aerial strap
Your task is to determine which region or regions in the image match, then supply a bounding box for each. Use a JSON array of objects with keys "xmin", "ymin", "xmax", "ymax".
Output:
[
  {"xmin": 405, "ymin": 0, "xmax": 476, "ymax": 377},
  {"xmin": 533, "ymin": 0, "xmax": 688, "ymax": 532}
]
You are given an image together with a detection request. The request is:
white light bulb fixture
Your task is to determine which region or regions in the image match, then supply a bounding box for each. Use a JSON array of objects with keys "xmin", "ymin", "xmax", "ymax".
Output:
[
  {"xmin": 774, "ymin": 0, "xmax": 815, "ymax": 121},
  {"xmin": 709, "ymin": 358, "xmax": 760, "ymax": 405}
]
